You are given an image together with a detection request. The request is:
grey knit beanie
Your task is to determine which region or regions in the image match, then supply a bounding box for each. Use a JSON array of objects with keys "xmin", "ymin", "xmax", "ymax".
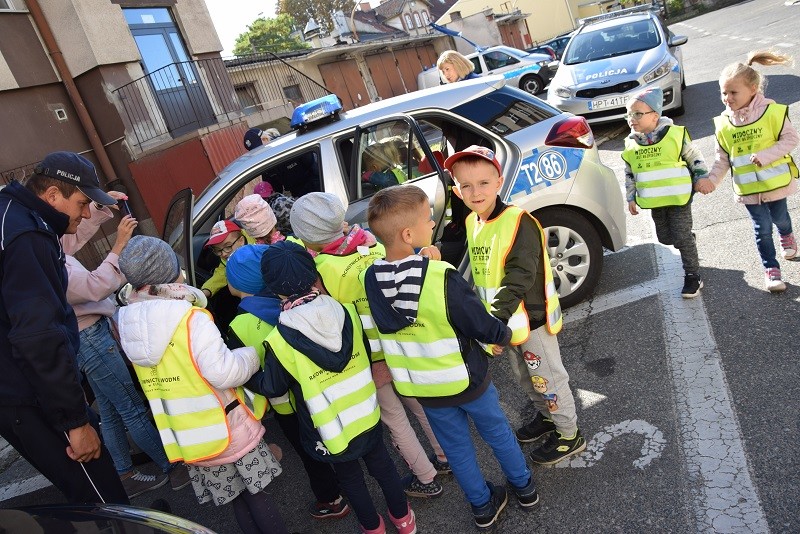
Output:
[
  {"xmin": 119, "ymin": 235, "xmax": 181, "ymax": 289},
  {"xmin": 289, "ymin": 192, "xmax": 346, "ymax": 245}
]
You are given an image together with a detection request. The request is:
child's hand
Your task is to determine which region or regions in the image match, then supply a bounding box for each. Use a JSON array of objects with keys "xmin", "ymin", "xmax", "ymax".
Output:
[
  {"xmin": 695, "ymin": 178, "xmax": 715, "ymax": 195},
  {"xmin": 106, "ymin": 190, "xmax": 129, "ymax": 210},
  {"xmin": 628, "ymin": 201, "xmax": 639, "ymax": 216},
  {"xmin": 419, "ymin": 245, "xmax": 441, "ymax": 261},
  {"xmin": 491, "ymin": 344, "xmax": 505, "ymax": 356},
  {"xmin": 112, "ymin": 215, "xmax": 138, "ymax": 255},
  {"xmin": 750, "ymin": 154, "xmax": 763, "ymax": 167}
]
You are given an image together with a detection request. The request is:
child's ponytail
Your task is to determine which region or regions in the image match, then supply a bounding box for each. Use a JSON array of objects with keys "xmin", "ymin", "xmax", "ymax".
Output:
[{"xmin": 720, "ymin": 50, "xmax": 793, "ymax": 94}]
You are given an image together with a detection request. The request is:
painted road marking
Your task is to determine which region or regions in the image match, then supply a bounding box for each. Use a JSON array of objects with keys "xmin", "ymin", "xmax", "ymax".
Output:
[
  {"xmin": 564, "ymin": 238, "xmax": 768, "ymax": 533},
  {"xmin": 0, "ymin": 474, "xmax": 50, "ymax": 502},
  {"xmin": 559, "ymin": 419, "xmax": 666, "ymax": 470}
]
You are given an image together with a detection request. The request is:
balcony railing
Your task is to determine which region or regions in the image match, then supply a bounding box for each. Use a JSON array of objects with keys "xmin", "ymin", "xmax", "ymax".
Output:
[{"xmin": 113, "ymin": 53, "xmax": 331, "ymax": 150}]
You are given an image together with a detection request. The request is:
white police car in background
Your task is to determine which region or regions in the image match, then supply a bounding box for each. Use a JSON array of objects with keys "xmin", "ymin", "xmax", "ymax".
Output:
[
  {"xmin": 547, "ymin": 5, "xmax": 687, "ymax": 123},
  {"xmin": 165, "ymin": 78, "xmax": 626, "ymax": 307},
  {"xmin": 418, "ymin": 46, "xmax": 556, "ymax": 96}
]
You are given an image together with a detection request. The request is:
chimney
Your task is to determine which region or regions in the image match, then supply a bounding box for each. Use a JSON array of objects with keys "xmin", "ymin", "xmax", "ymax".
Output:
[{"xmin": 360, "ymin": 1, "xmax": 371, "ymax": 11}]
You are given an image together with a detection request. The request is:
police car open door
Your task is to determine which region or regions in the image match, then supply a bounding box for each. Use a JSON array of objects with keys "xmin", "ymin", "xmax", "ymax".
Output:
[
  {"xmin": 349, "ymin": 115, "xmax": 450, "ymax": 247},
  {"xmin": 162, "ymin": 187, "xmax": 196, "ymax": 287}
]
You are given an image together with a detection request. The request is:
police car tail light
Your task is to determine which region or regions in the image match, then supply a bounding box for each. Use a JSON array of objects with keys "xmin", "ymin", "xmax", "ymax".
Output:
[{"xmin": 545, "ymin": 116, "xmax": 594, "ymax": 149}]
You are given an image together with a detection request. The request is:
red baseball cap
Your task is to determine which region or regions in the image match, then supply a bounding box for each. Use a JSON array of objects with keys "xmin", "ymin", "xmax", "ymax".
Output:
[
  {"xmin": 443, "ymin": 145, "xmax": 502, "ymax": 176},
  {"xmin": 205, "ymin": 220, "xmax": 241, "ymax": 247}
]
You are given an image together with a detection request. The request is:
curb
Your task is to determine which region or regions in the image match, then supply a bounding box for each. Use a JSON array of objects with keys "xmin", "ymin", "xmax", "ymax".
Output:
[{"xmin": 595, "ymin": 123, "xmax": 628, "ymax": 147}]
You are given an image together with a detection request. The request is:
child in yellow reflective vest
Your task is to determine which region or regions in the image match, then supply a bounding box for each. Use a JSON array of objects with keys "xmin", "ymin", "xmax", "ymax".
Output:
[
  {"xmin": 445, "ymin": 146, "xmax": 586, "ymax": 467},
  {"xmin": 246, "ymin": 241, "xmax": 416, "ymax": 534},
  {"xmin": 116, "ymin": 236, "xmax": 288, "ymax": 534},
  {"xmin": 225, "ymin": 244, "xmax": 350, "ymax": 521},
  {"xmin": 703, "ymin": 50, "xmax": 799, "ymax": 292}
]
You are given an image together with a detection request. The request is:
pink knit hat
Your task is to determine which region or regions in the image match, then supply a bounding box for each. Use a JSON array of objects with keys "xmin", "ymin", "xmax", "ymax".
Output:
[{"xmin": 234, "ymin": 194, "xmax": 277, "ymax": 239}]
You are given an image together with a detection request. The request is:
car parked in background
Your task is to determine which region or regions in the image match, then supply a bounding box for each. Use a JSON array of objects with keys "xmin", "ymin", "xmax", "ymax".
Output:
[
  {"xmin": 165, "ymin": 78, "xmax": 626, "ymax": 309},
  {"xmin": 526, "ymin": 44, "xmax": 557, "ymax": 60},
  {"xmin": 417, "ymin": 45, "xmax": 556, "ymax": 95},
  {"xmin": 545, "ymin": 32, "xmax": 575, "ymax": 60},
  {"xmin": 546, "ymin": 5, "xmax": 687, "ymax": 123}
]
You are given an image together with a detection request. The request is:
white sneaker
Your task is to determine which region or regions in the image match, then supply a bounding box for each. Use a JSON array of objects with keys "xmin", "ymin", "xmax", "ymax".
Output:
[
  {"xmin": 780, "ymin": 233, "xmax": 798, "ymax": 260},
  {"xmin": 765, "ymin": 268, "xmax": 787, "ymax": 292}
]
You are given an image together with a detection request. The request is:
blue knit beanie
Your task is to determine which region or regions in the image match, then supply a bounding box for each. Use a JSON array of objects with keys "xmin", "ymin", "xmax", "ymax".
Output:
[
  {"xmin": 261, "ymin": 240, "xmax": 318, "ymax": 297},
  {"xmin": 226, "ymin": 244, "xmax": 270, "ymax": 295},
  {"xmin": 631, "ymin": 86, "xmax": 663, "ymax": 116}
]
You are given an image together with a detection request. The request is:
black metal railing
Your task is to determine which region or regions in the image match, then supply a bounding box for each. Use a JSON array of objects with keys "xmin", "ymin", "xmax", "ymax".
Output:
[{"xmin": 112, "ymin": 52, "xmax": 331, "ymax": 149}]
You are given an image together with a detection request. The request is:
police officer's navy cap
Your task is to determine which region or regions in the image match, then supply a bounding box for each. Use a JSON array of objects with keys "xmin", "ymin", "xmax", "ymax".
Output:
[
  {"xmin": 243, "ymin": 128, "xmax": 264, "ymax": 151},
  {"xmin": 35, "ymin": 151, "xmax": 116, "ymax": 205}
]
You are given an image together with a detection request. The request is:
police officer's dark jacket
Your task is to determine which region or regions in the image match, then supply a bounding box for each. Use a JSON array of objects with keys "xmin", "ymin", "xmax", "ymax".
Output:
[{"xmin": 0, "ymin": 181, "xmax": 87, "ymax": 432}]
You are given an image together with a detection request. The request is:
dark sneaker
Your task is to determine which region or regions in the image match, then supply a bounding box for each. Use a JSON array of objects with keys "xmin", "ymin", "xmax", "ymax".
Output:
[
  {"xmin": 529, "ymin": 429, "xmax": 587, "ymax": 466},
  {"xmin": 430, "ymin": 453, "xmax": 452, "ymax": 475},
  {"xmin": 515, "ymin": 412, "xmax": 556, "ymax": 443},
  {"xmin": 121, "ymin": 469, "xmax": 168, "ymax": 498},
  {"xmin": 471, "ymin": 482, "xmax": 508, "ymax": 531},
  {"xmin": 681, "ymin": 274, "xmax": 703, "ymax": 299},
  {"xmin": 168, "ymin": 464, "xmax": 191, "ymax": 491},
  {"xmin": 511, "ymin": 477, "xmax": 539, "ymax": 508},
  {"xmin": 402, "ymin": 474, "xmax": 443, "ymax": 498},
  {"xmin": 310, "ymin": 496, "xmax": 351, "ymax": 520}
]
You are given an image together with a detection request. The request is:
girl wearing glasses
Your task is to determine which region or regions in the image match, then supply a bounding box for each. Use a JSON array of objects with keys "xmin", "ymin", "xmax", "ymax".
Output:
[{"xmin": 621, "ymin": 86, "xmax": 709, "ymax": 299}]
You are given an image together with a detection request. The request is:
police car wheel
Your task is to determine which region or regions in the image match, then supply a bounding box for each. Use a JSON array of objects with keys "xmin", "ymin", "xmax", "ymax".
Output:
[
  {"xmin": 520, "ymin": 74, "xmax": 544, "ymax": 95},
  {"xmin": 534, "ymin": 207, "xmax": 603, "ymax": 308}
]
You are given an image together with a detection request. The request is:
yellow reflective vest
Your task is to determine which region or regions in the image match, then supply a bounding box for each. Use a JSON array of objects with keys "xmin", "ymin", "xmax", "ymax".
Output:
[
  {"xmin": 315, "ymin": 243, "xmax": 386, "ymax": 361},
  {"xmin": 370, "ymin": 261, "xmax": 470, "ymax": 397},
  {"xmin": 466, "ymin": 206, "xmax": 562, "ymax": 344},
  {"xmin": 132, "ymin": 308, "xmax": 256, "ymax": 463},
  {"xmin": 621, "ymin": 125, "xmax": 693, "ymax": 208},
  {"xmin": 265, "ymin": 303, "xmax": 380, "ymax": 455},
  {"xmin": 714, "ymin": 104, "xmax": 798, "ymax": 196},
  {"xmin": 228, "ymin": 312, "xmax": 287, "ymax": 417}
]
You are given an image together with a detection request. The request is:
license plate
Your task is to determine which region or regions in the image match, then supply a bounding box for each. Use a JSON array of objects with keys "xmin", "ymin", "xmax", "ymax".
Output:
[{"xmin": 589, "ymin": 95, "xmax": 629, "ymax": 110}]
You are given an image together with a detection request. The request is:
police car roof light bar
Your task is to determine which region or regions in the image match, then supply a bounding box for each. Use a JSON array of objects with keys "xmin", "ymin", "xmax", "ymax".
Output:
[
  {"xmin": 290, "ymin": 95, "xmax": 343, "ymax": 132},
  {"xmin": 578, "ymin": 3, "xmax": 657, "ymax": 26}
]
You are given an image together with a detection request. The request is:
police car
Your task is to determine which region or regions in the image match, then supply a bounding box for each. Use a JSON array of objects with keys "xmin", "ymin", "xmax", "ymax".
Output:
[
  {"xmin": 417, "ymin": 46, "xmax": 556, "ymax": 96},
  {"xmin": 546, "ymin": 5, "xmax": 687, "ymax": 123},
  {"xmin": 165, "ymin": 78, "xmax": 626, "ymax": 307}
]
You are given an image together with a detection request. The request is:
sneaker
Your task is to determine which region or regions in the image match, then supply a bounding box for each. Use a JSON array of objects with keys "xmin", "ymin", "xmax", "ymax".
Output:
[
  {"xmin": 402, "ymin": 474, "xmax": 443, "ymax": 498},
  {"xmin": 765, "ymin": 268, "xmax": 787, "ymax": 292},
  {"xmin": 529, "ymin": 429, "xmax": 587, "ymax": 466},
  {"xmin": 780, "ymin": 233, "xmax": 798, "ymax": 260},
  {"xmin": 359, "ymin": 514, "xmax": 386, "ymax": 534},
  {"xmin": 429, "ymin": 453, "xmax": 452, "ymax": 475},
  {"xmin": 510, "ymin": 476, "xmax": 539, "ymax": 508},
  {"xmin": 121, "ymin": 469, "xmax": 168, "ymax": 498},
  {"xmin": 471, "ymin": 482, "xmax": 508, "ymax": 531},
  {"xmin": 310, "ymin": 495, "xmax": 351, "ymax": 520},
  {"xmin": 168, "ymin": 464, "xmax": 191, "ymax": 491},
  {"xmin": 515, "ymin": 412, "xmax": 556, "ymax": 443},
  {"xmin": 388, "ymin": 504, "xmax": 417, "ymax": 534},
  {"xmin": 681, "ymin": 273, "xmax": 703, "ymax": 299}
]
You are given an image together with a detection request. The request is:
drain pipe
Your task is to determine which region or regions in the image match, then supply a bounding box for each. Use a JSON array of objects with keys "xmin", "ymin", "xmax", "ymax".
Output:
[{"xmin": 26, "ymin": 0, "xmax": 118, "ymax": 183}]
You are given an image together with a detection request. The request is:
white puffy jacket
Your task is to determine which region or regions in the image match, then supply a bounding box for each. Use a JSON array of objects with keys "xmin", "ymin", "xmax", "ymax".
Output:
[{"xmin": 118, "ymin": 298, "xmax": 263, "ymax": 466}]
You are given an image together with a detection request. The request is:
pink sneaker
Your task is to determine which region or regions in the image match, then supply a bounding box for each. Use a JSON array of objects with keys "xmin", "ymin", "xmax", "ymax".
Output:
[
  {"xmin": 388, "ymin": 504, "xmax": 417, "ymax": 534},
  {"xmin": 780, "ymin": 233, "xmax": 798, "ymax": 260},
  {"xmin": 765, "ymin": 267, "xmax": 787, "ymax": 292},
  {"xmin": 360, "ymin": 515, "xmax": 386, "ymax": 534}
]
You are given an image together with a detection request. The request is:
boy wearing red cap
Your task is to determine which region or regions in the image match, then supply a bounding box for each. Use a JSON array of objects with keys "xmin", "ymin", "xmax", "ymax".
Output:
[{"xmin": 445, "ymin": 146, "xmax": 586, "ymax": 467}]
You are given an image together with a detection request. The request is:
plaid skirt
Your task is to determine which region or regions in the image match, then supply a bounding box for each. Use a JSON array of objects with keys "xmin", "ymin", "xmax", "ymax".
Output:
[{"xmin": 187, "ymin": 440, "xmax": 282, "ymax": 505}]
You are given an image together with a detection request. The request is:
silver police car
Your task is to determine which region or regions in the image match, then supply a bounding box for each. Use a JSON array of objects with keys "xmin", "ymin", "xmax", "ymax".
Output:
[
  {"xmin": 547, "ymin": 6, "xmax": 688, "ymax": 123},
  {"xmin": 165, "ymin": 78, "xmax": 626, "ymax": 308}
]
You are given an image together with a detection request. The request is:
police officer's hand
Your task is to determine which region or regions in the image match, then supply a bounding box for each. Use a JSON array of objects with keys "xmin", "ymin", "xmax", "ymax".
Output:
[
  {"xmin": 628, "ymin": 201, "xmax": 639, "ymax": 216},
  {"xmin": 66, "ymin": 423, "xmax": 102, "ymax": 463}
]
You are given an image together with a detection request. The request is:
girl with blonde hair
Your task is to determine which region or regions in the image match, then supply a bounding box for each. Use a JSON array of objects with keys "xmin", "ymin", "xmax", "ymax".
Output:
[{"xmin": 436, "ymin": 50, "xmax": 479, "ymax": 83}]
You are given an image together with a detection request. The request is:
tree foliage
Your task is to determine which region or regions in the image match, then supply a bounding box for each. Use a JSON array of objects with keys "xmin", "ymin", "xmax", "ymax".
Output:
[
  {"xmin": 278, "ymin": 0, "xmax": 355, "ymax": 34},
  {"xmin": 232, "ymin": 14, "xmax": 310, "ymax": 56}
]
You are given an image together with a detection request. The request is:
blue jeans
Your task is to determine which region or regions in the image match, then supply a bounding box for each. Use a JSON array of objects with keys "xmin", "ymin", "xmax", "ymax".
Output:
[
  {"xmin": 745, "ymin": 198, "xmax": 794, "ymax": 269},
  {"xmin": 77, "ymin": 319, "xmax": 171, "ymax": 475},
  {"xmin": 422, "ymin": 382, "xmax": 531, "ymax": 507}
]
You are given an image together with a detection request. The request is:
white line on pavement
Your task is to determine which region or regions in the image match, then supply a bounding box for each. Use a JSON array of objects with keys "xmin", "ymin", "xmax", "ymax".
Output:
[
  {"xmin": 564, "ymin": 241, "xmax": 769, "ymax": 533},
  {"xmin": 0, "ymin": 474, "xmax": 50, "ymax": 503}
]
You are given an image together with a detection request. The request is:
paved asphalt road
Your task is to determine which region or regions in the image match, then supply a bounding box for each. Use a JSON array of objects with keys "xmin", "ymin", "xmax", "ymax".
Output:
[{"xmin": 2, "ymin": 1, "xmax": 799, "ymax": 532}]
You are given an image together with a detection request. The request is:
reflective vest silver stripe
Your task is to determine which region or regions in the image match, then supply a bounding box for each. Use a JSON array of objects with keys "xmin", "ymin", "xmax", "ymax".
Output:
[
  {"xmin": 316, "ymin": 392, "xmax": 379, "ymax": 442},
  {"xmin": 635, "ymin": 166, "xmax": 692, "ymax": 198},
  {"xmin": 148, "ymin": 394, "xmax": 220, "ymax": 416},
  {"xmin": 269, "ymin": 393, "xmax": 290, "ymax": 406},
  {"xmin": 731, "ymin": 153, "xmax": 792, "ymax": 185},
  {"xmin": 359, "ymin": 314, "xmax": 375, "ymax": 329},
  {"xmin": 305, "ymin": 367, "xmax": 374, "ymax": 414},
  {"xmin": 157, "ymin": 421, "xmax": 229, "ymax": 448},
  {"xmin": 358, "ymin": 314, "xmax": 383, "ymax": 352},
  {"xmin": 379, "ymin": 337, "xmax": 461, "ymax": 359},
  {"xmin": 388, "ymin": 364, "xmax": 469, "ymax": 386}
]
